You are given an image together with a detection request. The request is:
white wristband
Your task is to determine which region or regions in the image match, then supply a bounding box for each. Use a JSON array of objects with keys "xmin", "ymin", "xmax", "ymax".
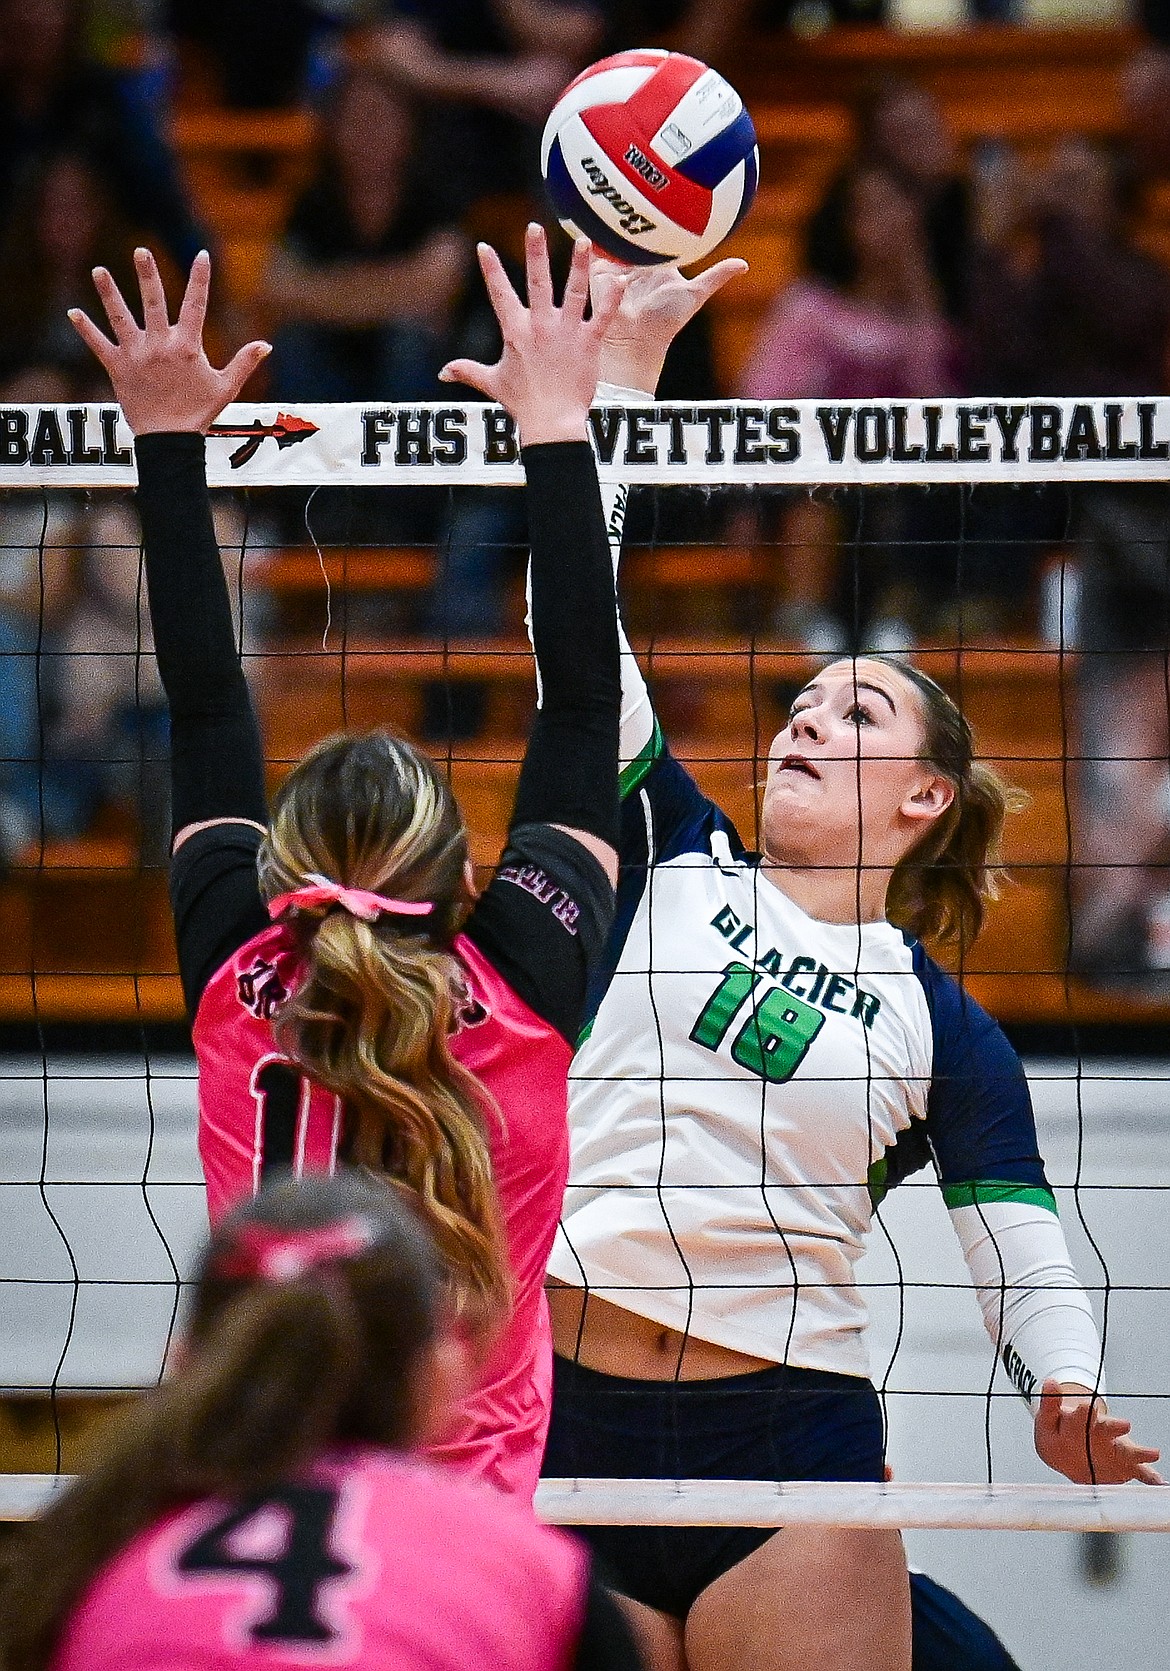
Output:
[{"xmin": 596, "ymin": 381, "xmax": 656, "ymax": 404}]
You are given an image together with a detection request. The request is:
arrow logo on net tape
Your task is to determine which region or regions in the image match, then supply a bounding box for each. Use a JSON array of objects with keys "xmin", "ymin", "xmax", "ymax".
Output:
[{"xmin": 206, "ymin": 412, "xmax": 320, "ymax": 468}]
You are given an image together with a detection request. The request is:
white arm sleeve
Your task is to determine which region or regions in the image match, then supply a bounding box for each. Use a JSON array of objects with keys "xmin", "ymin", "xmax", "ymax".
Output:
[
  {"xmin": 524, "ymin": 383, "xmax": 656, "ymax": 777},
  {"xmin": 948, "ymin": 1199, "xmax": 1105, "ymax": 1411}
]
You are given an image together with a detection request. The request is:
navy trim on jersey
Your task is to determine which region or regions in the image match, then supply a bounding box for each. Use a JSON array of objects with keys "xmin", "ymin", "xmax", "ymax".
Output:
[
  {"xmin": 640, "ymin": 748, "xmax": 744, "ymax": 868},
  {"xmin": 868, "ymin": 1121, "xmax": 932, "ymax": 1208},
  {"xmin": 579, "ymin": 746, "xmax": 744, "ymax": 1040},
  {"xmin": 911, "ymin": 942, "xmax": 1053, "ymax": 1202}
]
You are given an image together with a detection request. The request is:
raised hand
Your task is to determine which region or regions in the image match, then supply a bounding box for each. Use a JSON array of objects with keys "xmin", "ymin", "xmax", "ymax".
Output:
[
  {"xmin": 68, "ymin": 248, "xmax": 271, "ymax": 436},
  {"xmin": 1034, "ymin": 1379, "xmax": 1164, "ymax": 1486},
  {"xmin": 439, "ymin": 223, "xmax": 627, "ymax": 446},
  {"xmin": 592, "ymin": 253, "xmax": 748, "ymax": 395}
]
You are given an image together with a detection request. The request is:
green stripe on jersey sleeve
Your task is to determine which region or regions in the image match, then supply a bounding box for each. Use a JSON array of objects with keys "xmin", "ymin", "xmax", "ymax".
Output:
[
  {"xmin": 942, "ymin": 1180, "xmax": 1059, "ymax": 1216},
  {"xmin": 867, "ymin": 1156, "xmax": 889, "ymax": 1210},
  {"xmin": 619, "ymin": 717, "xmax": 665, "ymax": 800}
]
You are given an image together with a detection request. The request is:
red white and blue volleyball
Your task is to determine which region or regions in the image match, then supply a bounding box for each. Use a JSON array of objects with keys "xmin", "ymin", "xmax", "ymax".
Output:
[{"xmin": 541, "ymin": 50, "xmax": 759, "ymax": 266}]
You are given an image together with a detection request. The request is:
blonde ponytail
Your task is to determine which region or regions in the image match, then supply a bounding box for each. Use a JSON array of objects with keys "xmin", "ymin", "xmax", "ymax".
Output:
[
  {"xmin": 876, "ymin": 658, "xmax": 1025, "ymax": 950},
  {"xmin": 276, "ymin": 911, "xmax": 509, "ymax": 1330},
  {"xmin": 258, "ymin": 730, "xmax": 510, "ymax": 1336}
]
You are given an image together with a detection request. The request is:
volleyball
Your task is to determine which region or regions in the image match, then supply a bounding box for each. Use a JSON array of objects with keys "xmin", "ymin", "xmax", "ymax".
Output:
[{"xmin": 540, "ymin": 49, "xmax": 759, "ymax": 266}]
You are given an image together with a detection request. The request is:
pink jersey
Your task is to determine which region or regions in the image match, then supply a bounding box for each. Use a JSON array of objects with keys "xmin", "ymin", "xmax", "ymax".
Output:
[
  {"xmin": 192, "ymin": 926, "xmax": 572, "ymax": 1500},
  {"xmin": 741, "ymin": 278, "xmax": 961, "ymax": 403},
  {"xmin": 52, "ymin": 1448, "xmax": 588, "ymax": 1671}
]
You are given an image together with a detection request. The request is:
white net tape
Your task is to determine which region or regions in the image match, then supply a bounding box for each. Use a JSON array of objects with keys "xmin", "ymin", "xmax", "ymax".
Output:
[
  {"xmin": 4, "ymin": 1475, "xmax": 1169, "ymax": 1533},
  {"xmin": 2, "ymin": 397, "xmax": 1170, "ymax": 487},
  {"xmin": 535, "ymin": 1479, "xmax": 1170, "ymax": 1533}
]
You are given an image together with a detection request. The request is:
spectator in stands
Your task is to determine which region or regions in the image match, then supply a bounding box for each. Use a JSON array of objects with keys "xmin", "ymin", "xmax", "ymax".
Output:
[
  {"xmin": 263, "ymin": 62, "xmax": 511, "ymax": 721},
  {"xmin": 0, "ymin": 358, "xmax": 170, "ymax": 869},
  {"xmin": 264, "ymin": 64, "xmax": 469, "ymax": 560},
  {"xmin": 968, "ymin": 138, "xmax": 1168, "ymax": 399},
  {"xmin": 739, "ymin": 163, "xmax": 960, "ymax": 652},
  {"xmin": 600, "ymin": 0, "xmax": 752, "ymax": 67},
  {"xmin": 805, "ymin": 75, "xmax": 972, "ymax": 324},
  {"xmin": 52, "ymin": 483, "xmax": 173, "ymax": 865},
  {"xmin": 0, "ymin": 147, "xmax": 136, "ymax": 377},
  {"xmin": 968, "ymin": 138, "xmax": 1170, "ymax": 993},
  {"xmin": 166, "ymin": 0, "xmax": 355, "ymax": 110},
  {"xmin": 0, "ymin": 362, "xmax": 78, "ymax": 869},
  {"xmin": 1067, "ymin": 485, "xmax": 1170, "ymax": 995},
  {"xmin": 743, "ymin": 75, "xmax": 1004, "ymax": 653},
  {"xmin": 360, "ymin": 0, "xmax": 605, "ymax": 212},
  {"xmin": 0, "ymin": 0, "xmax": 205, "ymax": 272},
  {"xmin": 264, "ymin": 68, "xmax": 469, "ymax": 413},
  {"xmin": 1122, "ymin": 43, "xmax": 1170, "ymax": 188}
]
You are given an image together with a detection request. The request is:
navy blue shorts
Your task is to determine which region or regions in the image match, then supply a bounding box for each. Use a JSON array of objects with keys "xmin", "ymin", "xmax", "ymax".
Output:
[
  {"xmin": 542, "ymin": 1353, "xmax": 885, "ymax": 1620},
  {"xmin": 543, "ymin": 1356, "xmax": 1020, "ymax": 1670}
]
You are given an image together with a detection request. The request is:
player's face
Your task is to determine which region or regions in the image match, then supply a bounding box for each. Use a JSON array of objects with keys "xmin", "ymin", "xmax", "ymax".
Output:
[{"xmin": 762, "ymin": 659, "xmax": 954, "ymax": 871}]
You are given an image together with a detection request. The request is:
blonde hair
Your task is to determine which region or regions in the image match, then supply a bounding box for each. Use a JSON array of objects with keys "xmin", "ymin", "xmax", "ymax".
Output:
[
  {"xmin": 874, "ymin": 658, "xmax": 1023, "ymax": 950},
  {"xmin": 256, "ymin": 731, "xmax": 509, "ymax": 1336}
]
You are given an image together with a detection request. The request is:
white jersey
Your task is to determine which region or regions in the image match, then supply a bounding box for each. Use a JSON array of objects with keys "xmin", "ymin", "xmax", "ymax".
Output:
[{"xmin": 539, "ymin": 459, "xmax": 1103, "ymax": 1404}]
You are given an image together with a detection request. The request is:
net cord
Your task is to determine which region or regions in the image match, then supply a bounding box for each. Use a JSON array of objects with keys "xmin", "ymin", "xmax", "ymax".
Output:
[
  {"xmin": 3, "ymin": 399, "xmax": 1170, "ymax": 489},
  {"xmin": 2, "ymin": 1475, "xmax": 1169, "ymax": 1533}
]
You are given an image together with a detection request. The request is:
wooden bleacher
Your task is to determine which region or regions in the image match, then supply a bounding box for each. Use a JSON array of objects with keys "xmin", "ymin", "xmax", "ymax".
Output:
[
  {"xmin": 5, "ymin": 632, "xmax": 1169, "ymax": 1031},
  {"xmin": 168, "ymin": 23, "xmax": 1167, "ymax": 380},
  {"xmin": 3, "ymin": 23, "xmax": 1168, "ymax": 1033}
]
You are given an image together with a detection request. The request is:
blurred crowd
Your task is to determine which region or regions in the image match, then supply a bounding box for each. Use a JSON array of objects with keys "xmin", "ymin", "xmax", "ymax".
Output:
[{"xmin": 1, "ymin": 0, "xmax": 1169, "ymax": 988}]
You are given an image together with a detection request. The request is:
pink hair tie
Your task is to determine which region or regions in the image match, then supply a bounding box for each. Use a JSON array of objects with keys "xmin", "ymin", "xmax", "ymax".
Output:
[
  {"xmin": 214, "ymin": 1217, "xmax": 377, "ymax": 1285},
  {"xmin": 268, "ymin": 872, "xmax": 434, "ymax": 924}
]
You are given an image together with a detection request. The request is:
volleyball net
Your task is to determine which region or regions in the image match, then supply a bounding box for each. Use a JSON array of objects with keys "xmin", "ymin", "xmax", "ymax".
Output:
[{"xmin": 2, "ymin": 395, "xmax": 1170, "ymax": 1537}]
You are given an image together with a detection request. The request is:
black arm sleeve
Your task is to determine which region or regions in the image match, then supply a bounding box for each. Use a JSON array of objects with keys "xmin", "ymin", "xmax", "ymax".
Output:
[
  {"xmin": 510, "ymin": 440, "xmax": 620, "ymax": 848},
  {"xmin": 134, "ymin": 431, "xmax": 268, "ymax": 837},
  {"xmin": 572, "ymin": 1578, "xmax": 645, "ymax": 1671},
  {"xmin": 169, "ymin": 823, "xmax": 269, "ymax": 1017},
  {"xmin": 463, "ymin": 823, "xmax": 614, "ymax": 1044}
]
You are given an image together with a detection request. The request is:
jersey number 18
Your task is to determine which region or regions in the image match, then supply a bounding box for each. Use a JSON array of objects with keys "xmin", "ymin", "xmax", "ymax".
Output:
[{"xmin": 691, "ymin": 961, "xmax": 824, "ymax": 1083}]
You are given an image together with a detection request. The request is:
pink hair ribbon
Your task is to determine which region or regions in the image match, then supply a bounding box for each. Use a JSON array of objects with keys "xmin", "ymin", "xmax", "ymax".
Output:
[
  {"xmin": 267, "ymin": 872, "xmax": 434, "ymax": 924},
  {"xmin": 214, "ymin": 1216, "xmax": 378, "ymax": 1285}
]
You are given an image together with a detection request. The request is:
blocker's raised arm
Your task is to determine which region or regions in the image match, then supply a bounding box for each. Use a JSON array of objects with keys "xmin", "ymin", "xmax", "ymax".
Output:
[
  {"xmin": 445, "ymin": 225, "xmax": 626, "ymax": 889},
  {"xmin": 69, "ymin": 251, "xmax": 273, "ymax": 854}
]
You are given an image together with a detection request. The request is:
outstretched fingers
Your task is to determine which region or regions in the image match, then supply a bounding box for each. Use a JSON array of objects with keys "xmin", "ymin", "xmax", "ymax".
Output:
[
  {"xmin": 560, "ymin": 234, "xmax": 592, "ymax": 325},
  {"xmin": 524, "ymin": 221, "xmax": 555, "ymax": 316},
  {"xmin": 687, "ymin": 256, "xmax": 749, "ymax": 307},
  {"xmin": 90, "ymin": 265, "xmax": 140, "ymax": 345},
  {"xmin": 477, "ymin": 241, "xmax": 525, "ymax": 343},
  {"xmin": 135, "ymin": 246, "xmax": 172, "ymax": 332},
  {"xmin": 176, "ymin": 249, "xmax": 213, "ymax": 342},
  {"xmin": 1038, "ymin": 1381, "xmax": 1167, "ymax": 1484},
  {"xmin": 66, "ymin": 306, "xmax": 117, "ymax": 372},
  {"xmin": 220, "ymin": 339, "xmax": 274, "ymax": 405}
]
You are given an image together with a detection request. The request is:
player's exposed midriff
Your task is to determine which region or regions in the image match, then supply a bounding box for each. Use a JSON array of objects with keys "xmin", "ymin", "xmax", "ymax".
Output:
[{"xmin": 546, "ymin": 1282, "xmax": 775, "ymax": 1381}]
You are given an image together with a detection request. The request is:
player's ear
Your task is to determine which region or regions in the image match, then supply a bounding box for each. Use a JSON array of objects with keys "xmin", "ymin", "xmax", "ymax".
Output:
[{"xmin": 901, "ymin": 771, "xmax": 955, "ymax": 825}]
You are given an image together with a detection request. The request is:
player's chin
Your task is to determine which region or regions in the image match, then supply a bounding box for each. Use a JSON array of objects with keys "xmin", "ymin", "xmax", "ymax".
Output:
[
  {"xmin": 763, "ymin": 769, "xmax": 824, "ymax": 817},
  {"xmin": 762, "ymin": 782, "xmax": 819, "ymax": 847}
]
